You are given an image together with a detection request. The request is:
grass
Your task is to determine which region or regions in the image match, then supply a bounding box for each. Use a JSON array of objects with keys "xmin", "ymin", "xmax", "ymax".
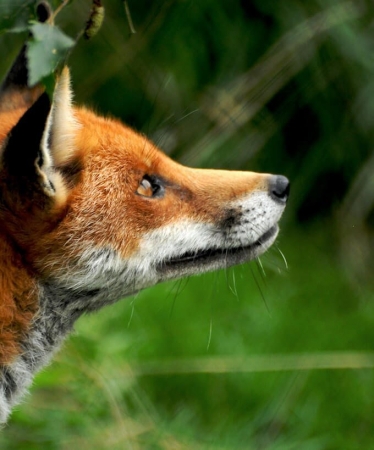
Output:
[{"xmin": 1, "ymin": 220, "xmax": 373, "ymax": 449}]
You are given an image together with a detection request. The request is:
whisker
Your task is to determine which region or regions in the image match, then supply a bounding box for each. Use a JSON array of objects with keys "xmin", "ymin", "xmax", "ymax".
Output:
[
  {"xmin": 207, "ymin": 272, "xmax": 219, "ymax": 350},
  {"xmin": 276, "ymin": 245, "xmax": 289, "ymax": 270},
  {"xmin": 256, "ymin": 256, "xmax": 267, "ymax": 278},
  {"xmin": 229, "ymin": 268, "xmax": 239, "ymax": 298},
  {"xmin": 127, "ymin": 295, "xmax": 137, "ymax": 328},
  {"xmin": 169, "ymin": 277, "xmax": 190, "ymax": 317},
  {"xmin": 172, "ymin": 108, "xmax": 199, "ymax": 125},
  {"xmin": 145, "ymin": 74, "xmax": 172, "ymax": 136},
  {"xmin": 223, "ymin": 234, "xmax": 230, "ymax": 286},
  {"xmin": 207, "ymin": 318, "xmax": 213, "ymax": 351},
  {"xmin": 249, "ymin": 263, "xmax": 271, "ymax": 315},
  {"xmin": 164, "ymin": 279, "xmax": 180, "ymax": 302},
  {"xmin": 159, "ymin": 113, "xmax": 176, "ymax": 126},
  {"xmin": 260, "ymin": 257, "xmax": 286, "ymax": 273}
]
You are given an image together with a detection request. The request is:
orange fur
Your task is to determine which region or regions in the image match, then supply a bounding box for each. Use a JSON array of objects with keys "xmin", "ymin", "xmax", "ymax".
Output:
[
  {"xmin": 0, "ymin": 86, "xmax": 43, "ymax": 113},
  {"xmin": 0, "ymin": 235, "xmax": 38, "ymax": 365}
]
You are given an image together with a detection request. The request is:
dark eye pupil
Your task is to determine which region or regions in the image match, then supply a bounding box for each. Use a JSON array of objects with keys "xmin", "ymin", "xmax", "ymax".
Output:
[{"xmin": 151, "ymin": 181, "xmax": 160, "ymax": 195}]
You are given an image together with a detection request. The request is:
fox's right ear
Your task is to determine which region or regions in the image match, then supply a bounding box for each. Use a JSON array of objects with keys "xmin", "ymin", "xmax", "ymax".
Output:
[
  {"xmin": 1, "ymin": 91, "xmax": 61, "ymax": 200},
  {"xmin": 1, "ymin": 68, "xmax": 79, "ymax": 206}
]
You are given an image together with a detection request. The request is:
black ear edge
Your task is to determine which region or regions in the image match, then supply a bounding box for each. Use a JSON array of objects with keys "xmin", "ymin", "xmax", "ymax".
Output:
[{"xmin": 3, "ymin": 92, "xmax": 52, "ymax": 176}]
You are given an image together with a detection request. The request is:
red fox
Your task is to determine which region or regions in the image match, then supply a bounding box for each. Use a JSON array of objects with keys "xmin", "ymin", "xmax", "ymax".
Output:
[{"xmin": 0, "ymin": 43, "xmax": 289, "ymax": 422}]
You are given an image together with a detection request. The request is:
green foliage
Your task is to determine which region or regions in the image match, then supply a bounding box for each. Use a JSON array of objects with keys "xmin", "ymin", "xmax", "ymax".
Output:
[
  {"xmin": 27, "ymin": 22, "xmax": 74, "ymax": 85},
  {"xmin": 0, "ymin": 0, "xmax": 35, "ymax": 33},
  {"xmin": 0, "ymin": 0, "xmax": 76, "ymax": 89}
]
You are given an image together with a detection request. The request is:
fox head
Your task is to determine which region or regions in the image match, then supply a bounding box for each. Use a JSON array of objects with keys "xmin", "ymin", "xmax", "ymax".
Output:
[
  {"xmin": 0, "ymin": 67, "xmax": 289, "ymax": 304},
  {"xmin": 0, "ymin": 45, "xmax": 288, "ymax": 422}
]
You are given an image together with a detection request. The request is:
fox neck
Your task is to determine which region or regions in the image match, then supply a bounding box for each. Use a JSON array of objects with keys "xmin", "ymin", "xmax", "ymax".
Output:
[
  {"xmin": 0, "ymin": 253, "xmax": 104, "ymax": 423},
  {"xmin": 0, "ymin": 232, "xmax": 39, "ymax": 365},
  {"xmin": 0, "ymin": 232, "xmax": 39, "ymax": 422}
]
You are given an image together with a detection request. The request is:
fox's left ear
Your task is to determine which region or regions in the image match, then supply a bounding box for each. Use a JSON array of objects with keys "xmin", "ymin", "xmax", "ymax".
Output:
[{"xmin": 1, "ymin": 68, "xmax": 79, "ymax": 202}]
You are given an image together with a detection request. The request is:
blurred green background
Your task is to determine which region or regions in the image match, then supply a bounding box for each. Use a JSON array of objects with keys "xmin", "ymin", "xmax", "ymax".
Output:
[{"xmin": 1, "ymin": 0, "xmax": 374, "ymax": 448}]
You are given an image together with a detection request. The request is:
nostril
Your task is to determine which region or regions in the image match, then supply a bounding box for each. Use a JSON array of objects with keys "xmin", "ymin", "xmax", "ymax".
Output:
[{"xmin": 269, "ymin": 175, "xmax": 290, "ymax": 203}]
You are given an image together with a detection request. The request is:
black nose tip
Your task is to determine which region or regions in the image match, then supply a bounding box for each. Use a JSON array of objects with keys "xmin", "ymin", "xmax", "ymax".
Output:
[{"xmin": 269, "ymin": 175, "xmax": 290, "ymax": 203}]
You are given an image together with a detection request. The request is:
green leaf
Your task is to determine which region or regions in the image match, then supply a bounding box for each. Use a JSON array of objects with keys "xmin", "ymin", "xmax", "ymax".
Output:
[
  {"xmin": 27, "ymin": 22, "xmax": 75, "ymax": 86},
  {"xmin": 40, "ymin": 72, "xmax": 56, "ymax": 98},
  {"xmin": 0, "ymin": 0, "xmax": 36, "ymax": 34}
]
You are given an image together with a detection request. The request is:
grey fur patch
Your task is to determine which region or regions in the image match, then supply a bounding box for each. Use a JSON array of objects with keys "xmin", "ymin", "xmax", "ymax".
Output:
[{"xmin": 0, "ymin": 282, "xmax": 103, "ymax": 423}]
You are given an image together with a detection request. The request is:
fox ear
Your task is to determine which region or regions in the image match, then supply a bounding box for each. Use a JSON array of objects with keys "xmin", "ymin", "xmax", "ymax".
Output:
[
  {"xmin": 47, "ymin": 67, "xmax": 79, "ymax": 166},
  {"xmin": 1, "ymin": 92, "xmax": 65, "ymax": 199},
  {"xmin": 2, "ymin": 67, "xmax": 79, "ymax": 203}
]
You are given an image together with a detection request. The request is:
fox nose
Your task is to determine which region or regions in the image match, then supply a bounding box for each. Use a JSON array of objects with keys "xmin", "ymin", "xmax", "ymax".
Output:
[{"xmin": 269, "ymin": 175, "xmax": 290, "ymax": 204}]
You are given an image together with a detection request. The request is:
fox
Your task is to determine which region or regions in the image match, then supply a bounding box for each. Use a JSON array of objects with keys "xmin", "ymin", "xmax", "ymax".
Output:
[{"xmin": 0, "ymin": 34, "xmax": 289, "ymax": 423}]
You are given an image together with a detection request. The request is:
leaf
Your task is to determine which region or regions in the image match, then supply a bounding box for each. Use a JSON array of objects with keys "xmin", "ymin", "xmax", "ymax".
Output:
[
  {"xmin": 0, "ymin": 0, "xmax": 35, "ymax": 33},
  {"xmin": 27, "ymin": 22, "xmax": 75, "ymax": 86}
]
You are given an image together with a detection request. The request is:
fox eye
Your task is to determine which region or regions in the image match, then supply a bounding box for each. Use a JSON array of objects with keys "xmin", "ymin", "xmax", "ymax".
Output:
[{"xmin": 136, "ymin": 175, "xmax": 163, "ymax": 198}]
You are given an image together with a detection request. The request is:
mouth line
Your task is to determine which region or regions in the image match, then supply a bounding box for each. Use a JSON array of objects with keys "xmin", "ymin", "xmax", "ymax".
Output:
[{"xmin": 162, "ymin": 225, "xmax": 278, "ymax": 269}]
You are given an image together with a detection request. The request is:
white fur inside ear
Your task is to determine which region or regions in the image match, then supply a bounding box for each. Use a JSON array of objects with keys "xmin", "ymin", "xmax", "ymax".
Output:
[{"xmin": 43, "ymin": 67, "xmax": 80, "ymax": 167}]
